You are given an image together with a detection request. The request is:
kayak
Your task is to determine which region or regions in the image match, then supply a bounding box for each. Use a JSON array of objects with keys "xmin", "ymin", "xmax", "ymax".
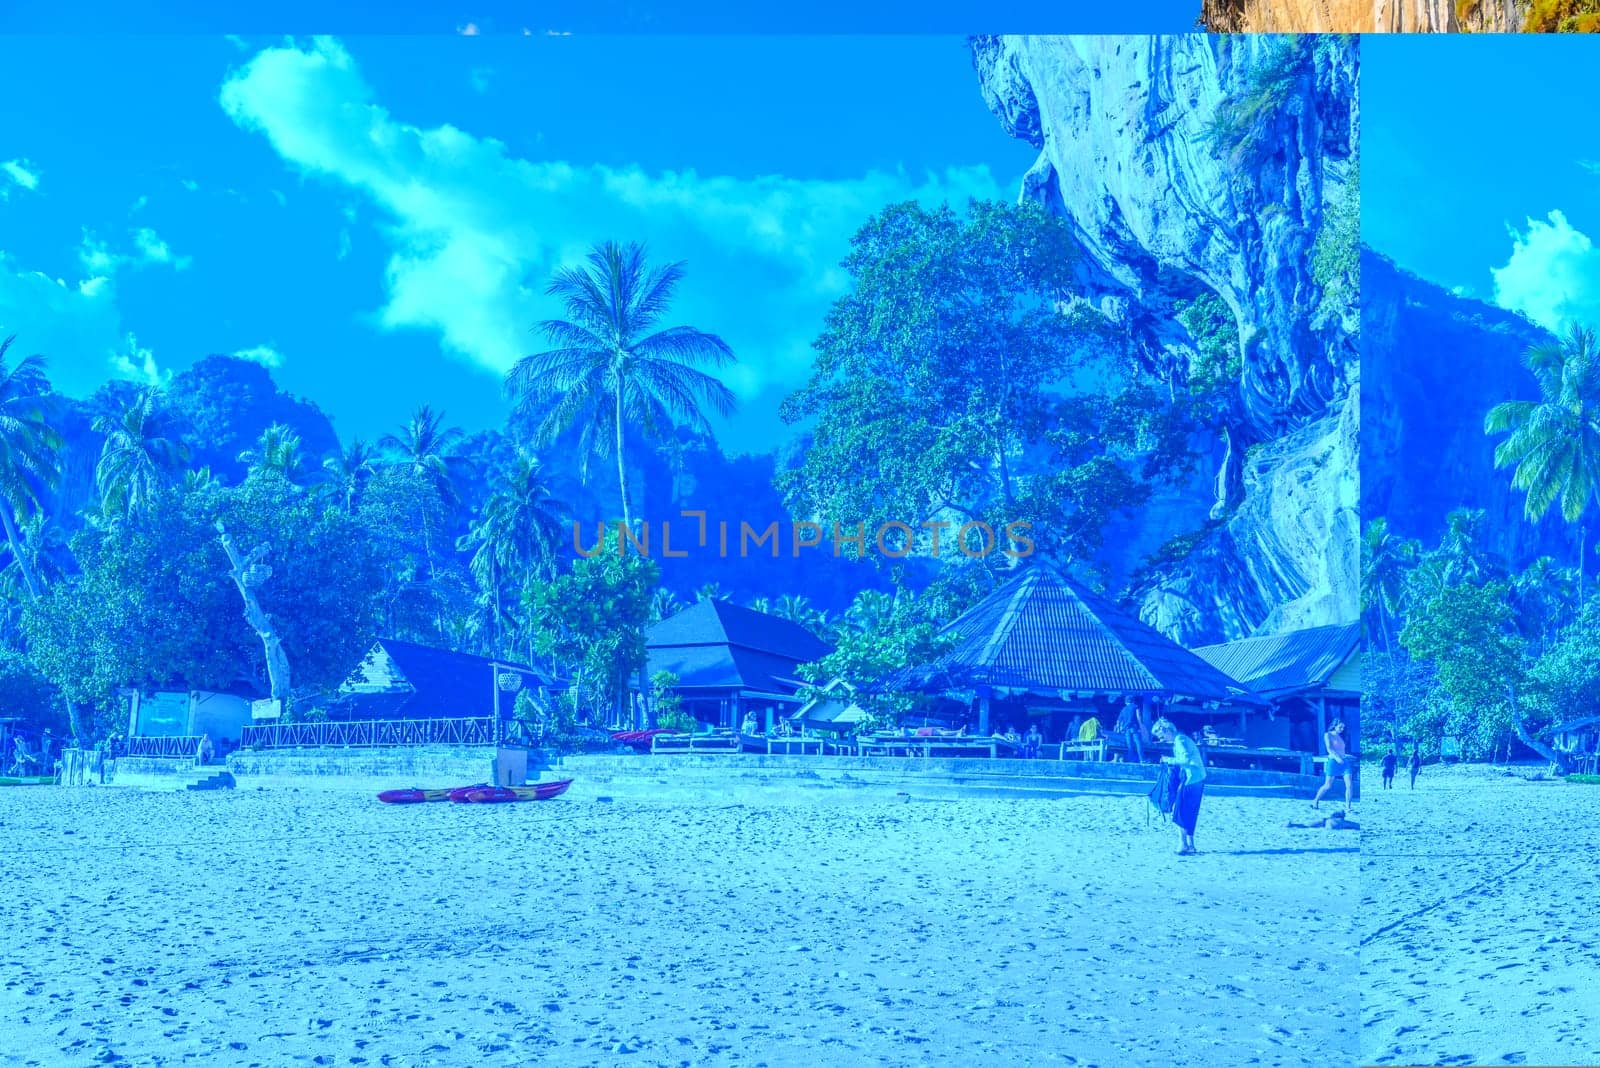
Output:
[
  {"xmin": 458, "ymin": 779, "xmax": 573, "ymax": 803},
  {"xmin": 377, "ymin": 779, "xmax": 573, "ymax": 804}
]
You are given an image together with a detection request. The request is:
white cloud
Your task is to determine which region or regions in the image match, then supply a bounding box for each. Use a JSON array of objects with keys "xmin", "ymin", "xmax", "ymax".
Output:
[
  {"xmin": 111, "ymin": 333, "xmax": 169, "ymax": 387},
  {"xmin": 470, "ymin": 67, "xmax": 493, "ymax": 94},
  {"xmin": 181, "ymin": 178, "xmax": 200, "ymax": 192},
  {"xmin": 1491, "ymin": 210, "xmax": 1600, "ymax": 334},
  {"xmin": 79, "ymin": 226, "xmax": 192, "ymax": 276},
  {"xmin": 234, "ymin": 343, "xmax": 285, "ymax": 368},
  {"xmin": 0, "ymin": 250, "xmax": 137, "ymax": 397},
  {"xmin": 1581, "ymin": 160, "xmax": 1600, "ymax": 177},
  {"xmin": 1, "ymin": 159, "xmax": 40, "ymax": 194},
  {"xmin": 217, "ymin": 37, "xmax": 1004, "ymax": 422}
]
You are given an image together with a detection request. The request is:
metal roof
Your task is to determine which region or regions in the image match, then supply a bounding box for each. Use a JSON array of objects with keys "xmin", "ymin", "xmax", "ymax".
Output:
[
  {"xmin": 646, "ymin": 600, "xmax": 833, "ymax": 696},
  {"xmin": 1191, "ymin": 623, "xmax": 1360, "ymax": 699},
  {"xmin": 1548, "ymin": 716, "xmax": 1600, "ymax": 736},
  {"xmin": 891, "ymin": 564, "xmax": 1254, "ymax": 703}
]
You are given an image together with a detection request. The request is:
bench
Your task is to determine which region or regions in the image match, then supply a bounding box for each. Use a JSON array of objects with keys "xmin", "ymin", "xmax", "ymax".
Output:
[{"xmin": 650, "ymin": 733, "xmax": 741, "ymax": 755}]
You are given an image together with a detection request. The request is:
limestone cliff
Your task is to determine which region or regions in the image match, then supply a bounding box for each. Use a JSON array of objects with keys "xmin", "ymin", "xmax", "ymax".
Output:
[
  {"xmin": 1361, "ymin": 249, "xmax": 1582, "ymax": 568},
  {"xmin": 1198, "ymin": 0, "xmax": 1534, "ymax": 30},
  {"xmin": 972, "ymin": 35, "xmax": 1359, "ymax": 645}
]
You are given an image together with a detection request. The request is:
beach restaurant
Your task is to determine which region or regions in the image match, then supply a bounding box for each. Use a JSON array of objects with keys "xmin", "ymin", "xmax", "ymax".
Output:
[
  {"xmin": 888, "ymin": 564, "xmax": 1261, "ymax": 752},
  {"xmin": 643, "ymin": 599, "xmax": 834, "ymax": 730},
  {"xmin": 1191, "ymin": 621, "xmax": 1361, "ymax": 757}
]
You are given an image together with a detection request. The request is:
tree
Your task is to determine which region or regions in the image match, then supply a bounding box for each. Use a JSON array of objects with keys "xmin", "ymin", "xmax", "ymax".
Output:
[
  {"xmin": 523, "ymin": 530, "xmax": 657, "ymax": 727},
  {"xmin": 798, "ymin": 589, "xmax": 954, "ymax": 733},
  {"xmin": 380, "ymin": 406, "xmax": 466, "ymax": 507},
  {"xmin": 239, "ymin": 423, "xmax": 308, "ymax": 484},
  {"xmin": 457, "ymin": 451, "xmax": 569, "ymax": 652},
  {"xmin": 93, "ymin": 388, "xmax": 188, "ymax": 518},
  {"xmin": 0, "ymin": 335, "xmax": 62, "ymax": 602},
  {"xmin": 1362, "ymin": 517, "xmax": 1419, "ymax": 657},
  {"xmin": 1485, "ymin": 326, "xmax": 1600, "ymax": 525},
  {"xmin": 506, "ymin": 240, "xmax": 737, "ymax": 530},
  {"xmin": 322, "ymin": 438, "xmax": 377, "ymax": 514},
  {"xmin": 1399, "ymin": 580, "xmax": 1566, "ymax": 769},
  {"xmin": 779, "ymin": 200, "xmax": 1142, "ymax": 565}
]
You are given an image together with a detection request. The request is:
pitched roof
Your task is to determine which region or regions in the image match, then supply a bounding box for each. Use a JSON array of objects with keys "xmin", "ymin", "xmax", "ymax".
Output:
[
  {"xmin": 1191, "ymin": 623, "xmax": 1360, "ymax": 699},
  {"xmin": 334, "ymin": 639, "xmax": 555, "ymax": 719},
  {"xmin": 892, "ymin": 564, "xmax": 1254, "ymax": 704},
  {"xmin": 646, "ymin": 600, "xmax": 832, "ymax": 695},
  {"xmin": 1549, "ymin": 716, "xmax": 1600, "ymax": 736}
]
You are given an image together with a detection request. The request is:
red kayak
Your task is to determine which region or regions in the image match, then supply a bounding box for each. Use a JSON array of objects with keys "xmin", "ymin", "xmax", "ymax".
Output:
[
  {"xmin": 378, "ymin": 787, "xmax": 454, "ymax": 804},
  {"xmin": 458, "ymin": 779, "xmax": 573, "ymax": 803}
]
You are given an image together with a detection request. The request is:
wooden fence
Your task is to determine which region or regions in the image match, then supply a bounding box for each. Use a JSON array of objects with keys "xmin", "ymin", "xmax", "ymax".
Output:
[{"xmin": 126, "ymin": 735, "xmax": 202, "ymax": 759}]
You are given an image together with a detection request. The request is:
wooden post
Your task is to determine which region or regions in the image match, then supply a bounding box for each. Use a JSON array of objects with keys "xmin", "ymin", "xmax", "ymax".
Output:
[{"xmin": 978, "ymin": 694, "xmax": 991, "ymax": 736}]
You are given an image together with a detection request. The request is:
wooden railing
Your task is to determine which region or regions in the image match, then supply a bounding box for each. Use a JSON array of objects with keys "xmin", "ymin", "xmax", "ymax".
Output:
[
  {"xmin": 126, "ymin": 735, "xmax": 202, "ymax": 758},
  {"xmin": 240, "ymin": 717, "xmax": 496, "ymax": 750}
]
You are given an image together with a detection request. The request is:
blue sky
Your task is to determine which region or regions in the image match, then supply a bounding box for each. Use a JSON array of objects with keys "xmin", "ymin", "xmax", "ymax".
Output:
[
  {"xmin": 0, "ymin": 34, "xmax": 1040, "ymax": 453},
  {"xmin": 1364, "ymin": 37, "xmax": 1600, "ymax": 334}
]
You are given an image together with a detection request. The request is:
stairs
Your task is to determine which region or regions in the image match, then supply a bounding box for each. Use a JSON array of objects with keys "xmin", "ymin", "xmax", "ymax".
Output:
[{"xmin": 186, "ymin": 769, "xmax": 236, "ymax": 791}]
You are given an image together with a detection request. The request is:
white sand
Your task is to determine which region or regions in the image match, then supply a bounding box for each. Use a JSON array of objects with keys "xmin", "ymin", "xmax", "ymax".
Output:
[
  {"xmin": 1360, "ymin": 764, "xmax": 1600, "ymax": 1067},
  {"xmin": 1, "ymin": 784, "xmax": 1356, "ymax": 1067}
]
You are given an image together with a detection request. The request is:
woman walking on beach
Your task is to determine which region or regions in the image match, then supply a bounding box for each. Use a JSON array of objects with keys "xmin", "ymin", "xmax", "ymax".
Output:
[
  {"xmin": 1313, "ymin": 720, "xmax": 1355, "ymax": 812},
  {"xmin": 1408, "ymin": 746, "xmax": 1421, "ymax": 789},
  {"xmin": 1154, "ymin": 718, "xmax": 1205, "ymax": 855}
]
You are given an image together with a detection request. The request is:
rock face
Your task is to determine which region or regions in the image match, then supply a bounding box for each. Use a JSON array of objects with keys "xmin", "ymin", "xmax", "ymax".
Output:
[
  {"xmin": 972, "ymin": 36, "xmax": 1359, "ymax": 645},
  {"xmin": 1199, "ymin": 0, "xmax": 1528, "ymax": 30},
  {"xmin": 1202, "ymin": 0, "xmax": 1375, "ymax": 29},
  {"xmin": 1361, "ymin": 249, "xmax": 1580, "ymax": 568}
]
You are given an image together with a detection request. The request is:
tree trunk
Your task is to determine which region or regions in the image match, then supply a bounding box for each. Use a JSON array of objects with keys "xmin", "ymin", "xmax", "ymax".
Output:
[
  {"xmin": 3, "ymin": 506, "xmax": 86, "ymax": 743},
  {"xmin": 1508, "ymin": 685, "xmax": 1569, "ymax": 774},
  {"xmin": 216, "ymin": 521, "xmax": 292, "ymax": 709},
  {"xmin": 615, "ymin": 385, "xmax": 633, "ymax": 531}
]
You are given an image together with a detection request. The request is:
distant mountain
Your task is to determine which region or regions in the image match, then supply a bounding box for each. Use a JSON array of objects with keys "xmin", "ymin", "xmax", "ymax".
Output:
[
  {"xmin": 163, "ymin": 355, "xmax": 340, "ymax": 482},
  {"xmin": 1361, "ymin": 248, "xmax": 1582, "ymax": 569}
]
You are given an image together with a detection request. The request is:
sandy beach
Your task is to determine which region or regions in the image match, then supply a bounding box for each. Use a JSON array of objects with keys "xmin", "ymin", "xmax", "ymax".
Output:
[
  {"xmin": 0, "ymin": 784, "xmax": 1356, "ymax": 1068},
  {"xmin": 1360, "ymin": 764, "xmax": 1600, "ymax": 1067}
]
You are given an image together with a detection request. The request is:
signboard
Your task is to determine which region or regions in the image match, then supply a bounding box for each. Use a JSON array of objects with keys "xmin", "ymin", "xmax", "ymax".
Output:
[
  {"xmin": 251, "ymin": 698, "xmax": 283, "ymax": 721},
  {"xmin": 137, "ymin": 691, "xmax": 189, "ymax": 736}
]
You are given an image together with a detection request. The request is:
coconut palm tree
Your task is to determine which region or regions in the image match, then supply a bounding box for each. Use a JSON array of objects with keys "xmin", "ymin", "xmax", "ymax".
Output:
[
  {"xmin": 322, "ymin": 438, "xmax": 377, "ymax": 513},
  {"xmin": 458, "ymin": 452, "xmax": 569, "ymax": 649},
  {"xmin": 0, "ymin": 335, "xmax": 62, "ymax": 601},
  {"xmin": 239, "ymin": 422, "xmax": 307, "ymax": 483},
  {"xmin": 380, "ymin": 405, "xmax": 466, "ymax": 506},
  {"xmin": 650, "ymin": 588, "xmax": 683, "ymax": 623},
  {"xmin": 94, "ymin": 388, "xmax": 188, "ymax": 516},
  {"xmin": 1485, "ymin": 325, "xmax": 1600, "ymax": 525},
  {"xmin": 506, "ymin": 241, "xmax": 737, "ymax": 530},
  {"xmin": 1361, "ymin": 517, "xmax": 1418, "ymax": 657}
]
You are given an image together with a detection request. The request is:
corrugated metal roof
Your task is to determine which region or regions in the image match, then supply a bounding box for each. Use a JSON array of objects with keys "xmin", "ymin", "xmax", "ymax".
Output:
[
  {"xmin": 892, "ymin": 565, "xmax": 1253, "ymax": 703},
  {"xmin": 1191, "ymin": 623, "xmax": 1360, "ymax": 698}
]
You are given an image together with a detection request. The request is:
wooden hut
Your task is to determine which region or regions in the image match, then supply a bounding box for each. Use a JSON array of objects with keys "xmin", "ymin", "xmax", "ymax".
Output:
[
  {"xmin": 1549, "ymin": 716, "xmax": 1600, "ymax": 775},
  {"xmin": 645, "ymin": 600, "xmax": 833, "ymax": 729},
  {"xmin": 1191, "ymin": 622, "xmax": 1361, "ymax": 755},
  {"xmin": 328, "ymin": 638, "xmax": 556, "ymax": 722},
  {"xmin": 890, "ymin": 564, "xmax": 1258, "ymax": 742}
]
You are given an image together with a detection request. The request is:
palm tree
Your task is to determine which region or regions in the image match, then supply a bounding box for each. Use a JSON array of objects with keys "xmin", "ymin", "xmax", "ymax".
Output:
[
  {"xmin": 457, "ymin": 452, "xmax": 569, "ymax": 649},
  {"xmin": 94, "ymin": 388, "xmax": 187, "ymax": 516},
  {"xmin": 322, "ymin": 439, "xmax": 377, "ymax": 513},
  {"xmin": 1485, "ymin": 325, "xmax": 1600, "ymax": 524},
  {"xmin": 696, "ymin": 582, "xmax": 724, "ymax": 603},
  {"xmin": 1361, "ymin": 518, "xmax": 1418, "ymax": 658},
  {"xmin": 239, "ymin": 423, "xmax": 306, "ymax": 483},
  {"xmin": 380, "ymin": 405, "xmax": 466, "ymax": 506},
  {"xmin": 0, "ymin": 335, "xmax": 62, "ymax": 601},
  {"xmin": 650, "ymin": 588, "xmax": 683, "ymax": 623},
  {"xmin": 506, "ymin": 241, "xmax": 737, "ymax": 530}
]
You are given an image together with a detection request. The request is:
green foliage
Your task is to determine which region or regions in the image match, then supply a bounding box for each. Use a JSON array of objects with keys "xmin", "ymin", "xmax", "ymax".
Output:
[
  {"xmin": 800, "ymin": 588, "xmax": 959, "ymax": 730},
  {"xmin": 1523, "ymin": 597, "xmax": 1600, "ymax": 727},
  {"xmin": 1312, "ymin": 149, "xmax": 1359, "ymax": 315},
  {"xmin": 1203, "ymin": 38, "xmax": 1312, "ymax": 170},
  {"xmin": 0, "ymin": 644, "xmax": 65, "ymax": 735},
  {"xmin": 650, "ymin": 670, "xmax": 682, "ymax": 724},
  {"xmin": 1484, "ymin": 326, "xmax": 1600, "ymax": 524},
  {"xmin": 1173, "ymin": 292, "xmax": 1241, "ymax": 401},
  {"xmin": 1522, "ymin": 0, "xmax": 1600, "ymax": 30},
  {"xmin": 523, "ymin": 528, "xmax": 658, "ymax": 724},
  {"xmin": 22, "ymin": 476, "xmax": 386, "ymax": 718},
  {"xmin": 1399, "ymin": 581, "xmax": 1523, "ymax": 758}
]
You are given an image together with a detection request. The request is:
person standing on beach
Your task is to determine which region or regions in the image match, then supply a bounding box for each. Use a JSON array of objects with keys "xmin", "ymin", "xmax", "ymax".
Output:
[
  {"xmin": 1381, "ymin": 750, "xmax": 1396, "ymax": 789},
  {"xmin": 1312, "ymin": 720, "xmax": 1355, "ymax": 812},
  {"xmin": 1154, "ymin": 717, "xmax": 1205, "ymax": 856},
  {"xmin": 1408, "ymin": 746, "xmax": 1421, "ymax": 789}
]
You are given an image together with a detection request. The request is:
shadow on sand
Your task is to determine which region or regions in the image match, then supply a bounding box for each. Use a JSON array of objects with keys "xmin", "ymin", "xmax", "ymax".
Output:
[{"xmin": 1218, "ymin": 846, "xmax": 1359, "ymax": 857}]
